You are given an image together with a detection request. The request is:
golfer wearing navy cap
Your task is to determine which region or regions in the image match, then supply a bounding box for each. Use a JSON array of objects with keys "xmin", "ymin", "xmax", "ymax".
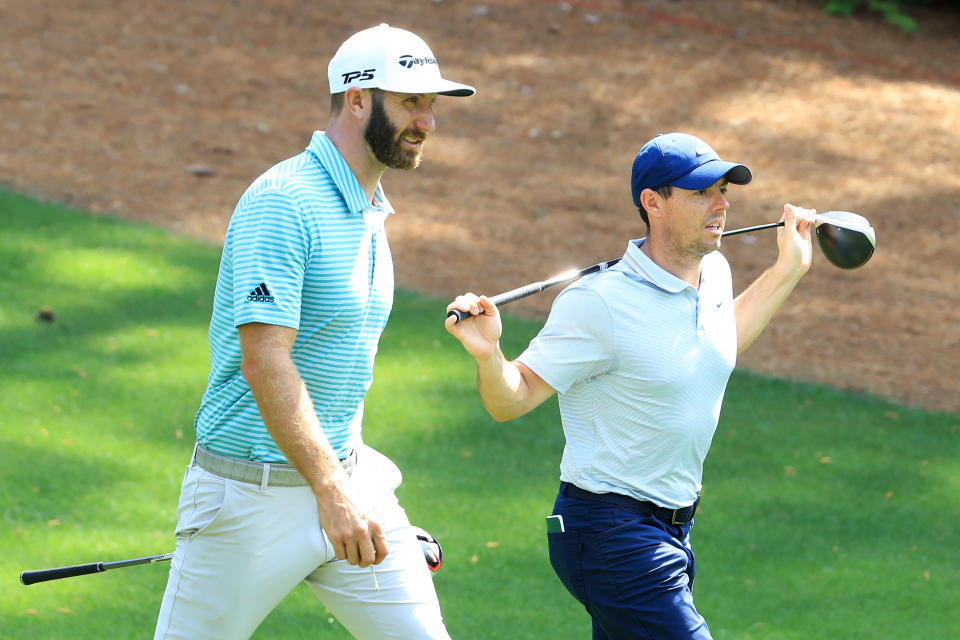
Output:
[{"xmin": 446, "ymin": 132, "xmax": 816, "ymax": 639}]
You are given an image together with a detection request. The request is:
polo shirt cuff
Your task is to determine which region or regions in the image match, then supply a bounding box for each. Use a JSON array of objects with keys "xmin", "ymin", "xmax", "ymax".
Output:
[
  {"xmin": 234, "ymin": 309, "xmax": 300, "ymax": 330},
  {"xmin": 516, "ymin": 353, "xmax": 570, "ymax": 395}
]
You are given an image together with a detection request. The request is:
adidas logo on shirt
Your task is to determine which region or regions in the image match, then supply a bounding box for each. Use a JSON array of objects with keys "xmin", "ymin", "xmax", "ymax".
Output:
[{"xmin": 246, "ymin": 282, "xmax": 275, "ymax": 303}]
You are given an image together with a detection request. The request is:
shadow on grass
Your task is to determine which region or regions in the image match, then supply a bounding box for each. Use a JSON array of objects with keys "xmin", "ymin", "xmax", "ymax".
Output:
[
  {"xmin": 1, "ymin": 190, "xmax": 218, "ymax": 453},
  {"xmin": 1, "ymin": 189, "xmax": 218, "ymax": 357}
]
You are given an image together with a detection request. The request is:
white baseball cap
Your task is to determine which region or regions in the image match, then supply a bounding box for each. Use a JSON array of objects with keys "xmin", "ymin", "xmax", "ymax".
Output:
[{"xmin": 328, "ymin": 24, "xmax": 475, "ymax": 97}]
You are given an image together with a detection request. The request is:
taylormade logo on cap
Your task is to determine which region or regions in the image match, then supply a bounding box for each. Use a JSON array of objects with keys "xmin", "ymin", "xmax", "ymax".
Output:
[
  {"xmin": 398, "ymin": 55, "xmax": 438, "ymax": 69},
  {"xmin": 327, "ymin": 24, "xmax": 475, "ymax": 97}
]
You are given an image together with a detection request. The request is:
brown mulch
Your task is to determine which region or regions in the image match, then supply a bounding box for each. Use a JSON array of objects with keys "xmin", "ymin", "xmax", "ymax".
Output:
[{"xmin": 2, "ymin": 0, "xmax": 958, "ymax": 413}]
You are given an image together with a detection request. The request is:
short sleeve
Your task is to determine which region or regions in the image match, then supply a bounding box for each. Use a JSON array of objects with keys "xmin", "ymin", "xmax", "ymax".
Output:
[
  {"xmin": 227, "ymin": 187, "xmax": 311, "ymax": 329},
  {"xmin": 516, "ymin": 285, "xmax": 615, "ymax": 394}
]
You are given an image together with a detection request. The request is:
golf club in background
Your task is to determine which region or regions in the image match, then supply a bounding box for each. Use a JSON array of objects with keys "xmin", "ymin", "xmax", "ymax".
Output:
[
  {"xmin": 448, "ymin": 211, "xmax": 876, "ymax": 324},
  {"xmin": 19, "ymin": 553, "xmax": 174, "ymax": 586},
  {"xmin": 20, "ymin": 528, "xmax": 444, "ymax": 585}
]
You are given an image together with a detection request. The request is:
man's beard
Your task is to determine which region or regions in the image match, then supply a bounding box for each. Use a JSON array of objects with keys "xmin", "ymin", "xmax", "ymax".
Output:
[
  {"xmin": 666, "ymin": 224, "xmax": 719, "ymax": 262},
  {"xmin": 364, "ymin": 94, "xmax": 425, "ymax": 170}
]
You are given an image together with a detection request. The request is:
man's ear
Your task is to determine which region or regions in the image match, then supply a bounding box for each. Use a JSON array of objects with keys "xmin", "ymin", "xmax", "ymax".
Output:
[
  {"xmin": 344, "ymin": 87, "xmax": 369, "ymax": 119},
  {"xmin": 640, "ymin": 188, "xmax": 664, "ymax": 220}
]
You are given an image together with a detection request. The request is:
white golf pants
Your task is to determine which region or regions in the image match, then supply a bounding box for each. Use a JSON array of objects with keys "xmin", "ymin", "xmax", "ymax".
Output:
[{"xmin": 153, "ymin": 445, "xmax": 450, "ymax": 639}]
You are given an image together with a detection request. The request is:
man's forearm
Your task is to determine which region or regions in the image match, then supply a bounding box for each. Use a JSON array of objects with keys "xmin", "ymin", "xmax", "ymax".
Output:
[
  {"xmin": 475, "ymin": 348, "xmax": 526, "ymax": 421},
  {"xmin": 475, "ymin": 346, "xmax": 555, "ymax": 422},
  {"xmin": 734, "ymin": 261, "xmax": 805, "ymax": 354},
  {"xmin": 242, "ymin": 349, "xmax": 347, "ymax": 495},
  {"xmin": 238, "ymin": 322, "xmax": 385, "ymax": 566}
]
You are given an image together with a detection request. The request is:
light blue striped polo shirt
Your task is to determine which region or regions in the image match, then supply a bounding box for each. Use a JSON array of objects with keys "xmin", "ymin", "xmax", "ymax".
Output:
[
  {"xmin": 517, "ymin": 239, "xmax": 737, "ymax": 508},
  {"xmin": 194, "ymin": 131, "xmax": 394, "ymax": 462}
]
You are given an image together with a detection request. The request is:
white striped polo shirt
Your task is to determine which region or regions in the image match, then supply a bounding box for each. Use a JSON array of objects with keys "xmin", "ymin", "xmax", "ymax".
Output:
[
  {"xmin": 517, "ymin": 239, "xmax": 738, "ymax": 508},
  {"xmin": 194, "ymin": 131, "xmax": 394, "ymax": 462}
]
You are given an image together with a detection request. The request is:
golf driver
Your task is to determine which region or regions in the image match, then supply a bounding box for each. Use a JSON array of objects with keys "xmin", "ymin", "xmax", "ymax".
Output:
[
  {"xmin": 20, "ymin": 527, "xmax": 445, "ymax": 585},
  {"xmin": 448, "ymin": 210, "xmax": 875, "ymax": 323},
  {"xmin": 20, "ymin": 552, "xmax": 174, "ymax": 585}
]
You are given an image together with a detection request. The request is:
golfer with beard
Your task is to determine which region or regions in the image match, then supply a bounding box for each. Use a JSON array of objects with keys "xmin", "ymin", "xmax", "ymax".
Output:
[{"xmin": 154, "ymin": 24, "xmax": 473, "ymax": 640}]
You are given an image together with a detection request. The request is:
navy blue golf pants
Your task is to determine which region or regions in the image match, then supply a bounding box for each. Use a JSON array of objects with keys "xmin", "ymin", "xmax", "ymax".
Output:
[{"xmin": 547, "ymin": 489, "xmax": 713, "ymax": 639}]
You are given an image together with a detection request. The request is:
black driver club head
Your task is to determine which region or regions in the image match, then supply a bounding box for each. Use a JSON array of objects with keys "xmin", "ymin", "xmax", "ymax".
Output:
[{"xmin": 814, "ymin": 211, "xmax": 876, "ymax": 269}]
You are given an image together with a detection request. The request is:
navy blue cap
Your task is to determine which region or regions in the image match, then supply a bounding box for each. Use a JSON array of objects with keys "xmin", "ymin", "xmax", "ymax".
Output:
[{"xmin": 631, "ymin": 133, "xmax": 752, "ymax": 207}]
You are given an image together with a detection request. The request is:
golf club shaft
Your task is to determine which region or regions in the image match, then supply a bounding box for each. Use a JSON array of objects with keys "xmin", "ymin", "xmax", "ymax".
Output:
[
  {"xmin": 448, "ymin": 221, "xmax": 786, "ymax": 323},
  {"xmin": 490, "ymin": 258, "xmax": 622, "ymax": 307},
  {"xmin": 718, "ymin": 221, "xmax": 784, "ymax": 237},
  {"xmin": 20, "ymin": 553, "xmax": 173, "ymax": 585}
]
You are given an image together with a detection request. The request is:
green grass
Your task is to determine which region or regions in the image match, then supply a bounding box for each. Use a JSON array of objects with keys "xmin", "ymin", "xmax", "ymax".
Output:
[{"xmin": 2, "ymin": 189, "xmax": 958, "ymax": 639}]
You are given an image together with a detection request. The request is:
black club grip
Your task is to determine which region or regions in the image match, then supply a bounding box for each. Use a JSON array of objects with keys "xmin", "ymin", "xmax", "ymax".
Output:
[
  {"xmin": 447, "ymin": 308, "xmax": 471, "ymax": 323},
  {"xmin": 446, "ymin": 281, "xmax": 550, "ymax": 324},
  {"xmin": 21, "ymin": 562, "xmax": 104, "ymax": 585}
]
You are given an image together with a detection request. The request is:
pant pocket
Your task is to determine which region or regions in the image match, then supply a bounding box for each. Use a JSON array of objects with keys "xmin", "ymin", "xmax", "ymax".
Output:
[
  {"xmin": 350, "ymin": 445, "xmax": 403, "ymax": 509},
  {"xmin": 547, "ymin": 530, "xmax": 587, "ymax": 604},
  {"xmin": 174, "ymin": 465, "xmax": 228, "ymax": 538}
]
